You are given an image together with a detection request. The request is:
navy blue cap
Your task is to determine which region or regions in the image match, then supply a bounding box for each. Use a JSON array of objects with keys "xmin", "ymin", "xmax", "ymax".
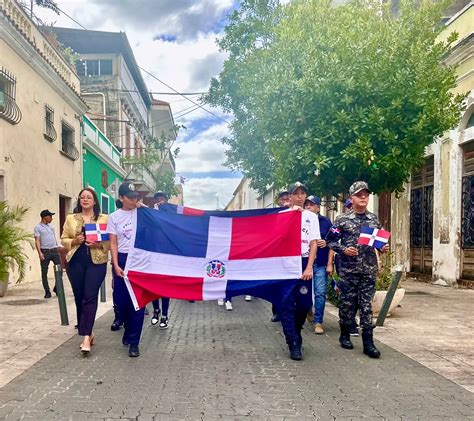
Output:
[{"xmin": 118, "ymin": 182, "xmax": 139, "ymax": 199}]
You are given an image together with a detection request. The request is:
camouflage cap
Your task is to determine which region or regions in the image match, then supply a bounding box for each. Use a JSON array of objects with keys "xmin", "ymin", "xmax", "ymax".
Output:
[{"xmin": 349, "ymin": 181, "xmax": 370, "ymax": 196}]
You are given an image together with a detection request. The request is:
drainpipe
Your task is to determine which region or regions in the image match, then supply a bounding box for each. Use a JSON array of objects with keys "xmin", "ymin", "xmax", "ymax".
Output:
[{"xmin": 81, "ymin": 92, "xmax": 107, "ymax": 136}]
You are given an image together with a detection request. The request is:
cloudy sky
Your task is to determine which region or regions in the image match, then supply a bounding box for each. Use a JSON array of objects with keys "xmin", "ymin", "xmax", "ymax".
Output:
[{"xmin": 35, "ymin": 0, "xmax": 242, "ymax": 209}]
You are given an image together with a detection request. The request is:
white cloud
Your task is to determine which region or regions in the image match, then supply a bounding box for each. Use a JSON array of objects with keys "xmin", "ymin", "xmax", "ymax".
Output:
[
  {"xmin": 175, "ymin": 122, "xmax": 230, "ymax": 173},
  {"xmin": 34, "ymin": 1, "xmax": 236, "ymax": 209},
  {"xmin": 183, "ymin": 177, "xmax": 241, "ymax": 209}
]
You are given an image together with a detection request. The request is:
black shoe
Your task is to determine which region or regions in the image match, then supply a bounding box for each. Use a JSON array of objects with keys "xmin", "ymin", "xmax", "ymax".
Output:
[
  {"xmin": 288, "ymin": 341, "xmax": 302, "ymax": 361},
  {"xmin": 339, "ymin": 324, "xmax": 354, "ymax": 350},
  {"xmin": 188, "ymin": 300, "xmax": 195, "ymax": 303},
  {"xmin": 53, "ymin": 286, "xmax": 57, "ymax": 295},
  {"xmin": 111, "ymin": 304, "xmax": 123, "ymax": 331},
  {"xmin": 129, "ymin": 345, "xmax": 140, "ymax": 357},
  {"xmin": 271, "ymin": 314, "xmax": 281, "ymax": 323},
  {"xmin": 44, "ymin": 291, "xmax": 52, "ymax": 299},
  {"xmin": 151, "ymin": 309, "xmax": 161, "ymax": 326},
  {"xmin": 362, "ymin": 330, "xmax": 381, "ymax": 358},
  {"xmin": 159, "ymin": 316, "xmax": 169, "ymax": 330},
  {"xmin": 111, "ymin": 319, "xmax": 123, "ymax": 331}
]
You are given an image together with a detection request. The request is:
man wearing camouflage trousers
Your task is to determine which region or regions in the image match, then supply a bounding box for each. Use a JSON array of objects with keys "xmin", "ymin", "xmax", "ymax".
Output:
[{"xmin": 326, "ymin": 181, "xmax": 389, "ymax": 358}]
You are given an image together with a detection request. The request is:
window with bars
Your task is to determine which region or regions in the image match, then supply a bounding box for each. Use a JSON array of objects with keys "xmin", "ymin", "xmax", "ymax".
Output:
[
  {"xmin": 0, "ymin": 67, "xmax": 21, "ymax": 124},
  {"xmin": 61, "ymin": 120, "xmax": 79, "ymax": 161},
  {"xmin": 44, "ymin": 105, "xmax": 56, "ymax": 142}
]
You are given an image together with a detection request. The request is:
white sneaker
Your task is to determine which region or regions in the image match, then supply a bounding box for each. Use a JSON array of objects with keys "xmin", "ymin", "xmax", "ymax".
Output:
[
  {"xmin": 225, "ymin": 301, "xmax": 233, "ymax": 311},
  {"xmin": 245, "ymin": 295, "xmax": 252, "ymax": 301},
  {"xmin": 217, "ymin": 299, "xmax": 224, "ymax": 306}
]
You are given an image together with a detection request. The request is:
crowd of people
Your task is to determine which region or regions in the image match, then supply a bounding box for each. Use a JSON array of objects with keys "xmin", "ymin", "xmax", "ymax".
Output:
[{"xmin": 34, "ymin": 179, "xmax": 388, "ymax": 360}]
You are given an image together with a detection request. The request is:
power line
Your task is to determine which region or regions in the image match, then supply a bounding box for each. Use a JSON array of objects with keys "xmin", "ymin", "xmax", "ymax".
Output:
[
  {"xmin": 107, "ymin": 104, "xmax": 200, "ymax": 142},
  {"xmin": 138, "ymin": 65, "xmax": 230, "ymax": 125},
  {"xmin": 104, "ymin": 88, "xmax": 206, "ymax": 96}
]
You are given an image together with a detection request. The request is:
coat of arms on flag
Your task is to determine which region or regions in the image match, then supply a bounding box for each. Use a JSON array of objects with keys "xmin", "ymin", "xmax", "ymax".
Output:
[
  {"xmin": 357, "ymin": 225, "xmax": 391, "ymax": 249},
  {"xmin": 84, "ymin": 224, "xmax": 109, "ymax": 242}
]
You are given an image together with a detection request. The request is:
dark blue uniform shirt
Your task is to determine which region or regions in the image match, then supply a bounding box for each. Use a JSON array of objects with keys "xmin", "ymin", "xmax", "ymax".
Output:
[{"xmin": 315, "ymin": 214, "xmax": 332, "ymax": 267}]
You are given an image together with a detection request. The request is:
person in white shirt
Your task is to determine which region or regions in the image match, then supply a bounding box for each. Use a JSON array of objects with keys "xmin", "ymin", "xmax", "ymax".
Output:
[
  {"xmin": 279, "ymin": 182, "xmax": 320, "ymax": 360},
  {"xmin": 107, "ymin": 182, "xmax": 144, "ymax": 358}
]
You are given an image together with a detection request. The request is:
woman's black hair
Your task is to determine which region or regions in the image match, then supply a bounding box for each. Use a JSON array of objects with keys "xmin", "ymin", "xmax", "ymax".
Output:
[
  {"xmin": 73, "ymin": 188, "xmax": 101, "ymax": 220},
  {"xmin": 115, "ymin": 199, "xmax": 123, "ymax": 209}
]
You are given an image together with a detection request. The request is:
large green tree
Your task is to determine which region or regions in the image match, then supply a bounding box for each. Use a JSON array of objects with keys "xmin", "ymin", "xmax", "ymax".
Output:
[{"xmin": 206, "ymin": 0, "xmax": 465, "ymax": 195}]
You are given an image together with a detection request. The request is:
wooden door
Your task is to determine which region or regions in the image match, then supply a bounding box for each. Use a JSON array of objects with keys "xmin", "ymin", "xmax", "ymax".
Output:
[
  {"xmin": 461, "ymin": 142, "xmax": 474, "ymax": 281},
  {"xmin": 410, "ymin": 157, "xmax": 434, "ymax": 274}
]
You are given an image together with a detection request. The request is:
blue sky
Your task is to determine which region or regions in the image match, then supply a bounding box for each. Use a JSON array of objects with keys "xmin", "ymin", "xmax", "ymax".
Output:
[{"xmin": 35, "ymin": 0, "xmax": 242, "ymax": 209}]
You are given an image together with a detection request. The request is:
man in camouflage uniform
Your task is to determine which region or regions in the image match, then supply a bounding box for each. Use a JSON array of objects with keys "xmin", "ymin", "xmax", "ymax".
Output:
[{"xmin": 326, "ymin": 181, "xmax": 389, "ymax": 358}]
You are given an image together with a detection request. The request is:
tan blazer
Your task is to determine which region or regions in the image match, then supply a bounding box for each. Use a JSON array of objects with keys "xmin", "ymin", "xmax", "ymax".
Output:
[{"xmin": 61, "ymin": 213, "xmax": 109, "ymax": 264}]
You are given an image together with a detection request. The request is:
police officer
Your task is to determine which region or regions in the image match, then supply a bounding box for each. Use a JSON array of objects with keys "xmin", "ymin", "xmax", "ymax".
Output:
[
  {"xmin": 326, "ymin": 181, "xmax": 389, "ymax": 358},
  {"xmin": 279, "ymin": 182, "xmax": 320, "ymax": 360}
]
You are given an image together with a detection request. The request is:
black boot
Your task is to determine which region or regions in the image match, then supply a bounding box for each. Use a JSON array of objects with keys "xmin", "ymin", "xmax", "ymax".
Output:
[
  {"xmin": 288, "ymin": 341, "xmax": 302, "ymax": 361},
  {"xmin": 110, "ymin": 305, "xmax": 123, "ymax": 331},
  {"xmin": 339, "ymin": 324, "xmax": 354, "ymax": 349},
  {"xmin": 362, "ymin": 330, "xmax": 381, "ymax": 358}
]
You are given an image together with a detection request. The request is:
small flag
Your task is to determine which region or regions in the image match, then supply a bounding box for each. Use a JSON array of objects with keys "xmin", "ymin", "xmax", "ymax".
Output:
[
  {"xmin": 84, "ymin": 224, "xmax": 109, "ymax": 242},
  {"xmin": 329, "ymin": 226, "xmax": 341, "ymax": 235},
  {"xmin": 358, "ymin": 226, "xmax": 390, "ymax": 249}
]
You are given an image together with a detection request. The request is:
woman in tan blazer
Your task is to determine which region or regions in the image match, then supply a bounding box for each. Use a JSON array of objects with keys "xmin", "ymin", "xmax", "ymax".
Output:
[{"xmin": 61, "ymin": 188, "xmax": 109, "ymax": 354}]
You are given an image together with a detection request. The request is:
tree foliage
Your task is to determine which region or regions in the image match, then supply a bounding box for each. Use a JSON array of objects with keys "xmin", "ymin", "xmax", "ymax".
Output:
[
  {"xmin": 0, "ymin": 202, "xmax": 34, "ymax": 284},
  {"xmin": 206, "ymin": 0, "xmax": 465, "ymax": 195}
]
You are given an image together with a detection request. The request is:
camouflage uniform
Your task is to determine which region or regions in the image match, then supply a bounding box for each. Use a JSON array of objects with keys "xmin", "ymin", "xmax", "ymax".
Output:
[{"xmin": 326, "ymin": 210, "xmax": 381, "ymax": 332}]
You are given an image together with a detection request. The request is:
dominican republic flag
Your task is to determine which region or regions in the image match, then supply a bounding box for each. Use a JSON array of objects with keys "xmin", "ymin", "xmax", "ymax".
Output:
[
  {"xmin": 357, "ymin": 225, "xmax": 391, "ymax": 249},
  {"xmin": 124, "ymin": 208, "xmax": 302, "ymax": 310},
  {"xmin": 84, "ymin": 224, "xmax": 109, "ymax": 242},
  {"xmin": 159, "ymin": 202, "xmax": 284, "ymax": 217}
]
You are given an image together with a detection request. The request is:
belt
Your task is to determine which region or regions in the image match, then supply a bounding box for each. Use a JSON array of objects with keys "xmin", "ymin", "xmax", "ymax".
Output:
[{"xmin": 41, "ymin": 248, "xmax": 59, "ymax": 252}]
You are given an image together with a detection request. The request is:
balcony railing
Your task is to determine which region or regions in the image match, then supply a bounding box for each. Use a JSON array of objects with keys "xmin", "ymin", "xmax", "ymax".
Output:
[
  {"xmin": 82, "ymin": 115, "xmax": 122, "ymax": 167},
  {"xmin": 61, "ymin": 140, "xmax": 80, "ymax": 161},
  {"xmin": 44, "ymin": 120, "xmax": 57, "ymax": 142},
  {"xmin": 0, "ymin": 91, "xmax": 22, "ymax": 125}
]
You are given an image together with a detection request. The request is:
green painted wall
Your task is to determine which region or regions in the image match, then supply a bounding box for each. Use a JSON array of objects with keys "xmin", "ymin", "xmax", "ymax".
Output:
[{"xmin": 82, "ymin": 148, "xmax": 123, "ymax": 214}]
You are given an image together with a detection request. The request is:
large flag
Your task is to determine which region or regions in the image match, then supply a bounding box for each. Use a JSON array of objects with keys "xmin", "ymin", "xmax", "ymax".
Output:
[
  {"xmin": 124, "ymin": 208, "xmax": 302, "ymax": 310},
  {"xmin": 159, "ymin": 202, "xmax": 285, "ymax": 217},
  {"xmin": 357, "ymin": 225, "xmax": 391, "ymax": 249}
]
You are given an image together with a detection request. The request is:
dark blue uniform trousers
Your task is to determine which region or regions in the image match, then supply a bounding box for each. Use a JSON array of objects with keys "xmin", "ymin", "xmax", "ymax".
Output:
[
  {"xmin": 113, "ymin": 252, "xmax": 145, "ymax": 346},
  {"xmin": 280, "ymin": 258, "xmax": 313, "ymax": 345},
  {"xmin": 66, "ymin": 244, "xmax": 107, "ymax": 336}
]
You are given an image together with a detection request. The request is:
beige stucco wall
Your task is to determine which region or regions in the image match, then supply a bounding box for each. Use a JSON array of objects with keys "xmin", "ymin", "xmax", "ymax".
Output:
[{"xmin": 0, "ymin": 30, "xmax": 85, "ymax": 285}]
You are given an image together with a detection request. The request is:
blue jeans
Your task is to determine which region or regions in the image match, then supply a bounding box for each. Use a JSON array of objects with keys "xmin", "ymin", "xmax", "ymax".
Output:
[{"xmin": 313, "ymin": 265, "xmax": 327, "ymax": 324}]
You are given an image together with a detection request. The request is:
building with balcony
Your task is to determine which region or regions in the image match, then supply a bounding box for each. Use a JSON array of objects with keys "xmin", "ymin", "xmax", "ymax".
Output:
[
  {"xmin": 45, "ymin": 27, "xmax": 174, "ymax": 196},
  {"xmin": 82, "ymin": 115, "xmax": 126, "ymax": 214},
  {"xmin": 0, "ymin": 0, "xmax": 88, "ymax": 284}
]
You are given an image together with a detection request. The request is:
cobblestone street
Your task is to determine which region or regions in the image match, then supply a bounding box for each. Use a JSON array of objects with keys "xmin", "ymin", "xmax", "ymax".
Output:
[{"xmin": 0, "ymin": 296, "xmax": 473, "ymax": 420}]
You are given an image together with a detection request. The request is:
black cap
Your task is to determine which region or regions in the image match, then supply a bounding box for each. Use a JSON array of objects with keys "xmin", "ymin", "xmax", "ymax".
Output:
[
  {"xmin": 40, "ymin": 209, "xmax": 55, "ymax": 218},
  {"xmin": 278, "ymin": 190, "xmax": 289, "ymax": 198},
  {"xmin": 153, "ymin": 191, "xmax": 168, "ymax": 200},
  {"xmin": 288, "ymin": 182, "xmax": 308, "ymax": 195},
  {"xmin": 118, "ymin": 182, "xmax": 139, "ymax": 199}
]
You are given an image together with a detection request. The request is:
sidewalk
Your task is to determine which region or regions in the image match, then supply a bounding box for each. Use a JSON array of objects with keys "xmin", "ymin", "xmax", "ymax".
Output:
[
  {"xmin": 326, "ymin": 279, "xmax": 474, "ymax": 392},
  {"xmin": 0, "ymin": 272, "xmax": 113, "ymax": 389}
]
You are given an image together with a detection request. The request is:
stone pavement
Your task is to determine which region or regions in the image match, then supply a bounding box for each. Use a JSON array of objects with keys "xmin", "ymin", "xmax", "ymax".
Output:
[
  {"xmin": 325, "ymin": 279, "xmax": 474, "ymax": 393},
  {"xmin": 0, "ymin": 296, "xmax": 473, "ymax": 420}
]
